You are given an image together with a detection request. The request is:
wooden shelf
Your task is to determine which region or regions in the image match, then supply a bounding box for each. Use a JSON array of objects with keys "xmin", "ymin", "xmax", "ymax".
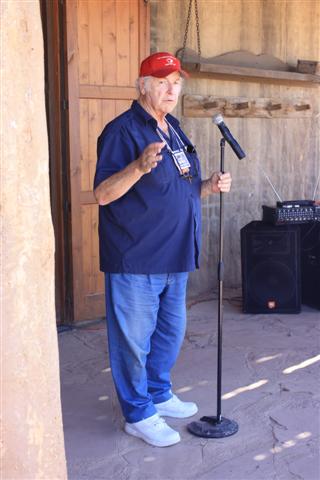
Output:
[
  {"xmin": 181, "ymin": 61, "xmax": 320, "ymax": 87},
  {"xmin": 183, "ymin": 95, "xmax": 313, "ymax": 118}
]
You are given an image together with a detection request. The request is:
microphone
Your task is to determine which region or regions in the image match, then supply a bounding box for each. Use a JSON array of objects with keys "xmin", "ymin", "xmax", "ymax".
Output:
[{"xmin": 213, "ymin": 114, "xmax": 246, "ymax": 160}]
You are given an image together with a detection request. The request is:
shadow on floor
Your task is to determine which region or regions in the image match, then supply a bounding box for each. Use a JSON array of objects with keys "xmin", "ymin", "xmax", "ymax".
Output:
[{"xmin": 59, "ymin": 291, "xmax": 320, "ymax": 480}]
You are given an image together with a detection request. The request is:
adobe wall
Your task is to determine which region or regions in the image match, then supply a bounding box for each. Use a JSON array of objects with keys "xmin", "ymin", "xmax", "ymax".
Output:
[{"xmin": 2, "ymin": 2, "xmax": 67, "ymax": 478}]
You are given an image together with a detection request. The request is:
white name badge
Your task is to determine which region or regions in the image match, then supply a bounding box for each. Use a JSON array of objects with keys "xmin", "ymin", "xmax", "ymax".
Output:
[{"xmin": 172, "ymin": 149, "xmax": 191, "ymax": 172}]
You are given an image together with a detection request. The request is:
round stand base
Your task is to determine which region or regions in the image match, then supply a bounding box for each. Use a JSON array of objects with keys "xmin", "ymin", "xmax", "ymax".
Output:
[{"xmin": 187, "ymin": 416, "xmax": 239, "ymax": 438}]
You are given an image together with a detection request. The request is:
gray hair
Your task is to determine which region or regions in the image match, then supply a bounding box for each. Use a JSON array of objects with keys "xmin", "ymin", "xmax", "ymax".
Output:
[{"xmin": 135, "ymin": 76, "xmax": 153, "ymax": 94}]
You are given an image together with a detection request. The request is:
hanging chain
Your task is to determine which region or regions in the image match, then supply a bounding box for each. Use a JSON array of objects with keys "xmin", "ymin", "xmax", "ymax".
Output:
[
  {"xmin": 181, "ymin": 0, "xmax": 201, "ymax": 62},
  {"xmin": 181, "ymin": 0, "xmax": 193, "ymax": 61},
  {"xmin": 194, "ymin": 0, "xmax": 201, "ymax": 59}
]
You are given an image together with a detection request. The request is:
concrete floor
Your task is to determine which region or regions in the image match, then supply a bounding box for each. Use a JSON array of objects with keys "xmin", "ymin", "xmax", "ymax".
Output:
[{"xmin": 59, "ymin": 290, "xmax": 320, "ymax": 480}]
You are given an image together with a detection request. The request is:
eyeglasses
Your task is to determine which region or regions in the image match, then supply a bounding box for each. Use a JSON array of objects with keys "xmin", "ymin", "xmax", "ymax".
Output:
[
  {"xmin": 181, "ymin": 172, "xmax": 193, "ymax": 183},
  {"xmin": 180, "ymin": 147, "xmax": 199, "ymax": 183}
]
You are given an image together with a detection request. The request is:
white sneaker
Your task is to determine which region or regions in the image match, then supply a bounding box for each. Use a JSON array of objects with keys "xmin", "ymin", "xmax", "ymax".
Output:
[
  {"xmin": 124, "ymin": 413, "xmax": 181, "ymax": 447},
  {"xmin": 155, "ymin": 394, "xmax": 198, "ymax": 418}
]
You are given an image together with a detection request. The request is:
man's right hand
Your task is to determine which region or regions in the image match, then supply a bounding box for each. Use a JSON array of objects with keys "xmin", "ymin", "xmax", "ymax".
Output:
[
  {"xmin": 94, "ymin": 142, "xmax": 166, "ymax": 206},
  {"xmin": 136, "ymin": 142, "xmax": 165, "ymax": 174}
]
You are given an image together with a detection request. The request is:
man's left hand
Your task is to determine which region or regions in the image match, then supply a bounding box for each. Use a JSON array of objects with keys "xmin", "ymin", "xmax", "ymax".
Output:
[{"xmin": 209, "ymin": 171, "xmax": 232, "ymax": 194}]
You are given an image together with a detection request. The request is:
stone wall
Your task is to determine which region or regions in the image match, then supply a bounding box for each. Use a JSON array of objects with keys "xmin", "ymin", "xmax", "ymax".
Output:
[{"xmin": 2, "ymin": 1, "xmax": 67, "ymax": 478}]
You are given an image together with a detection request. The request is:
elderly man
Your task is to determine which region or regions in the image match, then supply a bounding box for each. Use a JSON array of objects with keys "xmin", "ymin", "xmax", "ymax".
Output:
[{"xmin": 94, "ymin": 52, "xmax": 232, "ymax": 447}]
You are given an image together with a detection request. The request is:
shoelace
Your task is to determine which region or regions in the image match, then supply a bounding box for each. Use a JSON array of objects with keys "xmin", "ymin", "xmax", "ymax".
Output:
[{"xmin": 152, "ymin": 416, "xmax": 167, "ymax": 429}]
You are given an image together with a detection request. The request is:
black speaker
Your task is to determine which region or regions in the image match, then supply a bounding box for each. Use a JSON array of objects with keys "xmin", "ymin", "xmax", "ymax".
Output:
[
  {"xmin": 300, "ymin": 223, "xmax": 320, "ymax": 309},
  {"xmin": 241, "ymin": 221, "xmax": 301, "ymax": 313}
]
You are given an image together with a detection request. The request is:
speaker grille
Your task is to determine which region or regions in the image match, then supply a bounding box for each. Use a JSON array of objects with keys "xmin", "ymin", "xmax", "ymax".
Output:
[
  {"xmin": 248, "ymin": 260, "xmax": 297, "ymax": 306},
  {"xmin": 300, "ymin": 223, "xmax": 320, "ymax": 309},
  {"xmin": 251, "ymin": 233, "xmax": 291, "ymax": 256},
  {"xmin": 241, "ymin": 222, "xmax": 301, "ymax": 313}
]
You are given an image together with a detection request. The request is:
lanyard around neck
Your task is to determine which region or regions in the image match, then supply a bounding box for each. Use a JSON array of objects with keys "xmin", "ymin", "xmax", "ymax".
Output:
[
  {"xmin": 156, "ymin": 120, "xmax": 191, "ymax": 177},
  {"xmin": 156, "ymin": 120, "xmax": 185, "ymax": 153}
]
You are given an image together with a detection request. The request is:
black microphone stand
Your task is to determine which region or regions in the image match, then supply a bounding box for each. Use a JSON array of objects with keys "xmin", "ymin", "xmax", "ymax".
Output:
[{"xmin": 187, "ymin": 138, "xmax": 239, "ymax": 438}]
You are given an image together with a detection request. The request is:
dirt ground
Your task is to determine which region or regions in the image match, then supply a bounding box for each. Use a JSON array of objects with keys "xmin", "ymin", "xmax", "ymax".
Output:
[{"xmin": 59, "ymin": 290, "xmax": 320, "ymax": 480}]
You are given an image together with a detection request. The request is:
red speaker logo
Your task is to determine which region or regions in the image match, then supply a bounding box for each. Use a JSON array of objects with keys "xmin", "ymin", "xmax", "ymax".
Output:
[{"xmin": 267, "ymin": 300, "xmax": 276, "ymax": 309}]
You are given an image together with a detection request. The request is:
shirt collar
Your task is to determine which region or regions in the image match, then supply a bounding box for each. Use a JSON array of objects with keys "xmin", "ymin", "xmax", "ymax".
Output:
[{"xmin": 131, "ymin": 100, "xmax": 180, "ymax": 129}]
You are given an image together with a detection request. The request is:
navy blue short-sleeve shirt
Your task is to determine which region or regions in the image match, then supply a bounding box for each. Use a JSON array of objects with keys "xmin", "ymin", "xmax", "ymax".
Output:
[{"xmin": 94, "ymin": 100, "xmax": 202, "ymax": 274}]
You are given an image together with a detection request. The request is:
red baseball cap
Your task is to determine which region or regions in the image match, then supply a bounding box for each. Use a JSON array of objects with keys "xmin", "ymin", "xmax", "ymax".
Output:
[{"xmin": 139, "ymin": 52, "xmax": 189, "ymax": 78}]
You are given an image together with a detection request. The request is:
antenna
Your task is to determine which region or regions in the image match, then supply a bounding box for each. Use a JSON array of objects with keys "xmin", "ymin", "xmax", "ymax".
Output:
[
  {"xmin": 260, "ymin": 168, "xmax": 283, "ymax": 202},
  {"xmin": 312, "ymin": 171, "xmax": 320, "ymax": 201}
]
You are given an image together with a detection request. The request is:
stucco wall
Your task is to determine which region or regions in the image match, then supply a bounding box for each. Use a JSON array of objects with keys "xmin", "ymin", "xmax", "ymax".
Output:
[
  {"xmin": 151, "ymin": 0, "xmax": 320, "ymax": 296},
  {"xmin": 2, "ymin": 2, "xmax": 67, "ymax": 478}
]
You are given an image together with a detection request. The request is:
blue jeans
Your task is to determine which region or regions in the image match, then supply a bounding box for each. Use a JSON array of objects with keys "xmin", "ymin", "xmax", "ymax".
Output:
[{"xmin": 104, "ymin": 272, "xmax": 189, "ymax": 423}]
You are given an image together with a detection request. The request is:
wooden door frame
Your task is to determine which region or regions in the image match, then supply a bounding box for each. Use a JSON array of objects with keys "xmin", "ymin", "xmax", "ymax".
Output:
[
  {"xmin": 65, "ymin": 0, "xmax": 84, "ymax": 322},
  {"xmin": 41, "ymin": 0, "xmax": 74, "ymax": 324}
]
